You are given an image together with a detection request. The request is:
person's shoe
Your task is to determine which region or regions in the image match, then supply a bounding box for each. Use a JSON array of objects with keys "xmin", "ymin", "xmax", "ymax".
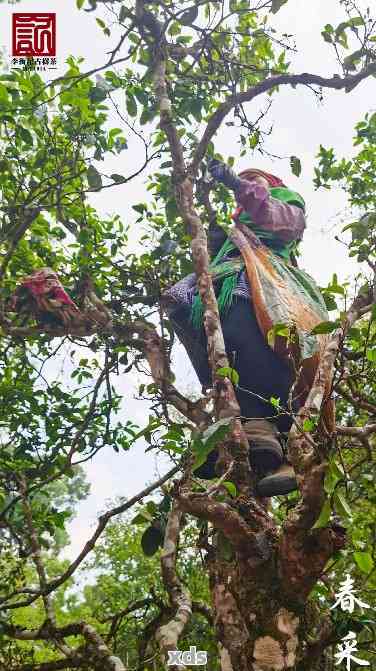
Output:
[
  {"xmin": 243, "ymin": 419, "xmax": 283, "ymax": 473},
  {"xmin": 194, "ymin": 419, "xmax": 284, "ymax": 479},
  {"xmin": 256, "ymin": 463, "xmax": 298, "ymax": 497}
]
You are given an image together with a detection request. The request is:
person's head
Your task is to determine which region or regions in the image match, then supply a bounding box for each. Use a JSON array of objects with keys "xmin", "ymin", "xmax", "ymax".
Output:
[{"xmin": 238, "ymin": 168, "xmax": 285, "ymax": 189}]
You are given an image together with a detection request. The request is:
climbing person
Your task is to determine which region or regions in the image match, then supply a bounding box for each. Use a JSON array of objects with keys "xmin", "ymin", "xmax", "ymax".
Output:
[{"xmin": 162, "ymin": 160, "xmax": 333, "ymax": 496}]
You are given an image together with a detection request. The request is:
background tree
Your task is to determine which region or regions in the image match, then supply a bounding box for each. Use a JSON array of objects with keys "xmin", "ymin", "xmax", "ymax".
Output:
[{"xmin": 0, "ymin": 1, "xmax": 375, "ymax": 670}]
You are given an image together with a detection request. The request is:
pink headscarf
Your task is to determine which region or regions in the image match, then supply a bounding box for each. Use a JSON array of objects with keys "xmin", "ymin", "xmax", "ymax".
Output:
[{"xmin": 238, "ymin": 168, "xmax": 286, "ymax": 188}]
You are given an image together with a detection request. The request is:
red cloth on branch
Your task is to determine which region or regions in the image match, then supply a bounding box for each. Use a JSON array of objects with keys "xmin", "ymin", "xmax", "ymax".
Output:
[
  {"xmin": 9, "ymin": 268, "xmax": 80, "ymax": 327},
  {"xmin": 21, "ymin": 268, "xmax": 78, "ymax": 306}
]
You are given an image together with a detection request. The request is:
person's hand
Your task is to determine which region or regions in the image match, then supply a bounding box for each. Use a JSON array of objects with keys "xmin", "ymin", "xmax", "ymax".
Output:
[
  {"xmin": 208, "ymin": 159, "xmax": 241, "ymax": 192},
  {"xmin": 208, "ymin": 159, "xmax": 227, "ymax": 182}
]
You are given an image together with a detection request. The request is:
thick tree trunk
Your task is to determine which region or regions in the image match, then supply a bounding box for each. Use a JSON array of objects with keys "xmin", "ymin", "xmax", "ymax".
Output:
[
  {"xmin": 208, "ymin": 551, "xmax": 325, "ymax": 671},
  {"xmin": 199, "ymin": 491, "xmax": 346, "ymax": 671}
]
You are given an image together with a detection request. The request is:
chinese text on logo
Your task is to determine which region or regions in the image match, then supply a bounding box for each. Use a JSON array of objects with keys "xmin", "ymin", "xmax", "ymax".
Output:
[{"xmin": 12, "ymin": 14, "xmax": 56, "ymax": 57}]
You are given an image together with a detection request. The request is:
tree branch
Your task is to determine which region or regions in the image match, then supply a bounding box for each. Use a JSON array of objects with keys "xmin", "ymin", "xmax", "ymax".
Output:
[
  {"xmin": 3, "ymin": 621, "xmax": 126, "ymax": 671},
  {"xmin": 0, "ymin": 316, "xmax": 210, "ymax": 428},
  {"xmin": 191, "ymin": 62, "xmax": 376, "ymax": 174},
  {"xmin": 13, "ymin": 660, "xmax": 83, "ymax": 671},
  {"xmin": 288, "ymin": 288, "xmax": 373, "ymax": 529},
  {"xmin": 336, "ymin": 384, "xmax": 376, "ymax": 415},
  {"xmin": 177, "ymin": 484, "xmax": 274, "ymax": 559},
  {"xmin": 0, "ymin": 464, "xmax": 180, "ymax": 611},
  {"xmin": 155, "ymin": 502, "xmax": 192, "ymax": 669},
  {"xmin": 336, "ymin": 423, "xmax": 376, "ymax": 438},
  {"xmin": 278, "ymin": 287, "xmax": 373, "ymax": 601},
  {"xmin": 19, "ymin": 478, "xmax": 56, "ymax": 625},
  {"xmin": 152, "ymin": 33, "xmax": 251, "ymax": 493}
]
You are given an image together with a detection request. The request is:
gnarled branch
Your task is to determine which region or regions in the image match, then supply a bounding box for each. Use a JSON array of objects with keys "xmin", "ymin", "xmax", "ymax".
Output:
[
  {"xmin": 155, "ymin": 501, "xmax": 192, "ymax": 669},
  {"xmin": 191, "ymin": 62, "xmax": 376, "ymax": 174}
]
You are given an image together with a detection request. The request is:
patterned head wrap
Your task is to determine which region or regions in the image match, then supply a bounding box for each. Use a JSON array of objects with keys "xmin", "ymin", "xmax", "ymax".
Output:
[
  {"xmin": 238, "ymin": 168, "xmax": 285, "ymax": 188},
  {"xmin": 21, "ymin": 268, "xmax": 77, "ymax": 306},
  {"xmin": 9, "ymin": 268, "xmax": 80, "ymax": 327}
]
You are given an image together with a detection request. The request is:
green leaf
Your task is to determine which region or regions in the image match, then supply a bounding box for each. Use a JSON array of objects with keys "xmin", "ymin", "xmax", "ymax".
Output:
[
  {"xmin": 303, "ymin": 418, "xmax": 314, "ymax": 432},
  {"xmin": 343, "ymin": 49, "xmax": 366, "ymax": 71},
  {"xmin": 190, "ymin": 98, "xmax": 203, "ymax": 122},
  {"xmin": 159, "ymin": 495, "xmax": 171, "ymax": 514},
  {"xmin": 76, "ymin": 0, "xmax": 85, "ymax": 7},
  {"xmin": 180, "ymin": 6, "xmax": 198, "ymax": 25},
  {"xmin": 267, "ymin": 322, "xmax": 291, "ymax": 347},
  {"xmin": 202, "ymin": 417, "xmax": 232, "ymax": 445},
  {"xmin": 223, "ymin": 481, "xmax": 237, "ymax": 498},
  {"xmin": 327, "ymin": 274, "xmax": 345, "ymax": 294},
  {"xmin": 126, "ymin": 93, "xmax": 137, "ymax": 117},
  {"xmin": 348, "ymin": 17, "xmax": 364, "ymax": 28},
  {"xmin": 89, "ymin": 86, "xmax": 107, "ymax": 103},
  {"xmin": 109, "ymin": 128, "xmax": 122, "ymax": 141},
  {"xmin": 110, "ymin": 173, "xmax": 126, "ymax": 183},
  {"xmin": 192, "ymin": 445, "xmax": 211, "ymax": 473},
  {"xmin": 119, "ymin": 5, "xmax": 128, "ymax": 22},
  {"xmin": 324, "ymin": 460, "xmax": 342, "ymax": 495},
  {"xmin": 202, "ymin": 420, "xmax": 231, "ymax": 457},
  {"xmin": 366, "ymin": 348, "xmax": 376, "ymax": 363},
  {"xmin": 321, "ymin": 29, "xmax": 333, "ymax": 44},
  {"xmin": 166, "ymin": 199, "xmax": 178, "ymax": 224},
  {"xmin": 311, "ymin": 321, "xmax": 337, "ymax": 335},
  {"xmin": 333, "ymin": 491, "xmax": 352, "ymax": 521},
  {"xmin": 271, "ymin": 0, "xmax": 288, "ymax": 13},
  {"xmin": 19, "ymin": 127, "xmax": 33, "ymax": 146},
  {"xmin": 192, "ymin": 418, "xmax": 231, "ymax": 472},
  {"xmin": 131, "ymin": 511, "xmax": 153, "ymax": 525},
  {"xmin": 145, "ymin": 503, "xmax": 157, "ymax": 518},
  {"xmin": 335, "ymin": 18, "xmax": 364, "ymax": 43},
  {"xmin": 132, "ymin": 203, "xmax": 147, "ymax": 214},
  {"xmin": 141, "ymin": 525, "xmax": 163, "ymax": 556},
  {"xmin": 87, "ymin": 165, "xmax": 103, "ymax": 190},
  {"xmin": 312, "ymin": 499, "xmax": 331, "ymax": 529},
  {"xmin": 216, "ymin": 366, "xmax": 239, "ymax": 385},
  {"xmin": 322, "ymin": 293, "xmax": 338, "ymax": 311},
  {"xmin": 168, "ymin": 21, "xmax": 181, "ymax": 36},
  {"xmin": 140, "ymin": 107, "xmax": 155, "ymax": 125},
  {"xmin": 353, "ymin": 551, "xmax": 374, "ymax": 574},
  {"xmin": 290, "ymin": 155, "xmax": 302, "ymax": 177}
]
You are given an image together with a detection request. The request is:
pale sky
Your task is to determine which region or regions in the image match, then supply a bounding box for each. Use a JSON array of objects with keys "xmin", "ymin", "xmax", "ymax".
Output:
[{"xmin": 1, "ymin": 0, "xmax": 375, "ymax": 562}]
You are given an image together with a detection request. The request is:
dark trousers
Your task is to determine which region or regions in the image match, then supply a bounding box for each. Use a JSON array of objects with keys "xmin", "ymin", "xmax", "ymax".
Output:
[{"xmin": 170, "ymin": 298, "xmax": 295, "ymax": 433}]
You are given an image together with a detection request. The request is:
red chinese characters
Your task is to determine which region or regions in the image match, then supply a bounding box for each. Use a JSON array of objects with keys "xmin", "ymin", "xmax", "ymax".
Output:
[{"xmin": 12, "ymin": 14, "xmax": 56, "ymax": 57}]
